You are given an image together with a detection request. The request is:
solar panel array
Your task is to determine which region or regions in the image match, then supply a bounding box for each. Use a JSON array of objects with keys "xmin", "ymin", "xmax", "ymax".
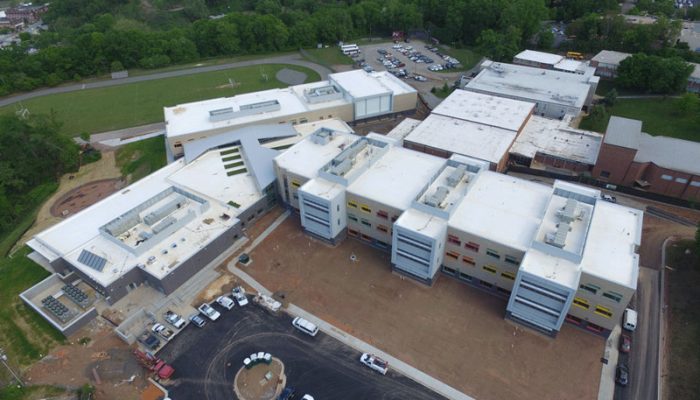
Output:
[{"xmin": 78, "ymin": 249, "xmax": 107, "ymax": 272}]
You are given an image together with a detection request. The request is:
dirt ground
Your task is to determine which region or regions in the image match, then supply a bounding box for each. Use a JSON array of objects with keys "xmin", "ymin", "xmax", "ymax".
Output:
[
  {"xmin": 25, "ymin": 319, "xmax": 148, "ymax": 400},
  {"xmin": 50, "ymin": 178, "xmax": 124, "ymax": 217},
  {"xmin": 242, "ymin": 217, "xmax": 603, "ymax": 400},
  {"xmin": 19, "ymin": 150, "xmax": 122, "ymax": 246},
  {"xmin": 640, "ymin": 215, "xmax": 698, "ymax": 268}
]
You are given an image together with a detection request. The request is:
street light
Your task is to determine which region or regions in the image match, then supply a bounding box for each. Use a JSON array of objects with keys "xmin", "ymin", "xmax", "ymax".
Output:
[{"xmin": 0, "ymin": 348, "xmax": 24, "ymax": 387}]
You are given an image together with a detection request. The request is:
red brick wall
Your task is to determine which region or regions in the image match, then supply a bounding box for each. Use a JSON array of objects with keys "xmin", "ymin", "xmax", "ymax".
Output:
[{"xmin": 592, "ymin": 143, "xmax": 637, "ymax": 183}]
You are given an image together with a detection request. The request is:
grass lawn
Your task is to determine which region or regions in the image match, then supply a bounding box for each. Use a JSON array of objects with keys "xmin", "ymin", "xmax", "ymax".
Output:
[
  {"xmin": 579, "ymin": 98, "xmax": 700, "ymax": 142},
  {"xmin": 0, "ymin": 385, "xmax": 69, "ymax": 400},
  {"xmin": 0, "ymin": 64, "xmax": 321, "ymax": 137},
  {"xmin": 303, "ymin": 47, "xmax": 353, "ymax": 67},
  {"xmin": 666, "ymin": 239, "xmax": 700, "ymax": 400},
  {"xmin": 432, "ymin": 85, "xmax": 455, "ymax": 99},
  {"xmin": 115, "ymin": 136, "xmax": 167, "ymax": 183}
]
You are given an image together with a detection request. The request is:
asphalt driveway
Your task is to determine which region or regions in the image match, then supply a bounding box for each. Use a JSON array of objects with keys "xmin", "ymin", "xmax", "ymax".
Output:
[{"xmin": 157, "ymin": 301, "xmax": 443, "ymax": 400}]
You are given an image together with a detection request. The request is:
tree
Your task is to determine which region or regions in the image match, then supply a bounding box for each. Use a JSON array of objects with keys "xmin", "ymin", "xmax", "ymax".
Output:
[
  {"xmin": 537, "ymin": 29, "xmax": 554, "ymax": 50},
  {"xmin": 604, "ymin": 88, "xmax": 618, "ymax": 107},
  {"xmin": 477, "ymin": 27, "xmax": 521, "ymax": 62},
  {"xmin": 617, "ymin": 53, "xmax": 693, "ymax": 94},
  {"xmin": 110, "ymin": 60, "xmax": 124, "ymax": 72},
  {"xmin": 678, "ymin": 93, "xmax": 700, "ymax": 116}
]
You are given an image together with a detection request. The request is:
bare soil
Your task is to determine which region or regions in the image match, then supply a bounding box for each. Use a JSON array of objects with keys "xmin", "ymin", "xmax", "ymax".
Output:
[
  {"xmin": 242, "ymin": 217, "xmax": 603, "ymax": 400},
  {"xmin": 25, "ymin": 319, "xmax": 148, "ymax": 400},
  {"xmin": 640, "ymin": 215, "xmax": 697, "ymax": 269},
  {"xmin": 50, "ymin": 178, "xmax": 124, "ymax": 217}
]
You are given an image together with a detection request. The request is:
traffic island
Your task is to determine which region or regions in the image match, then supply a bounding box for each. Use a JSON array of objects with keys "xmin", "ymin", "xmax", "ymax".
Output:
[{"xmin": 233, "ymin": 355, "xmax": 285, "ymax": 400}]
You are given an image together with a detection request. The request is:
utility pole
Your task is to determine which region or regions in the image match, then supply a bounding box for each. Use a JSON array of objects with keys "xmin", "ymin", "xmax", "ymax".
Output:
[{"xmin": 0, "ymin": 348, "xmax": 24, "ymax": 387}]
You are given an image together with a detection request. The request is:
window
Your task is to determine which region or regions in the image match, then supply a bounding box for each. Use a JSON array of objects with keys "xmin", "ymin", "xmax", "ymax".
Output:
[
  {"xmin": 459, "ymin": 272, "xmax": 473, "ymax": 282},
  {"xmin": 579, "ymin": 283, "xmax": 600, "ymax": 295},
  {"xmin": 691, "ymin": 181, "xmax": 700, "ymax": 187},
  {"xmin": 566, "ymin": 314, "xmax": 582, "ymax": 325},
  {"xmin": 586, "ymin": 323, "xmax": 604, "ymax": 333},
  {"xmin": 501, "ymin": 271, "xmax": 515, "ymax": 280},
  {"xmin": 603, "ymin": 291, "xmax": 623, "ymax": 303},
  {"xmin": 377, "ymin": 224, "xmax": 389, "ymax": 233},
  {"xmin": 347, "ymin": 200, "xmax": 358, "ymax": 208},
  {"xmin": 348, "ymin": 214, "xmax": 358, "ymax": 222},
  {"xmin": 595, "ymin": 305, "xmax": 613, "ymax": 318},
  {"xmin": 447, "ymin": 234, "xmax": 461, "ymax": 246},
  {"xmin": 483, "ymin": 265, "xmax": 497, "ymax": 274},
  {"xmin": 465, "ymin": 242, "xmax": 480, "ymax": 252},
  {"xmin": 300, "ymin": 118, "xmax": 308, "ymax": 123},
  {"xmin": 174, "ymin": 143, "xmax": 182, "ymax": 148},
  {"xmin": 504, "ymin": 255, "xmax": 519, "ymax": 265},
  {"xmin": 497, "ymin": 287, "xmax": 511, "ymax": 296},
  {"xmin": 462, "ymin": 256, "xmax": 475, "ymax": 266},
  {"xmin": 360, "ymin": 204, "xmax": 372, "ymax": 213},
  {"xmin": 480, "ymin": 280, "xmax": 493, "ymax": 288},
  {"xmin": 377, "ymin": 210, "xmax": 389, "ymax": 219},
  {"xmin": 348, "ymin": 229, "xmax": 359, "ymax": 237},
  {"xmin": 391, "ymin": 215, "xmax": 398, "ymax": 222},
  {"xmin": 675, "ymin": 177, "xmax": 688, "ymax": 184},
  {"xmin": 446, "ymin": 250, "xmax": 460, "ymax": 260},
  {"xmin": 361, "ymin": 234, "xmax": 372, "ymax": 242},
  {"xmin": 486, "ymin": 249, "xmax": 500, "ymax": 259},
  {"xmin": 661, "ymin": 174, "xmax": 673, "ymax": 181},
  {"xmin": 599, "ymin": 171, "xmax": 610, "ymax": 178},
  {"xmin": 291, "ymin": 180, "xmax": 301, "ymax": 188},
  {"xmin": 443, "ymin": 266, "xmax": 457, "ymax": 275},
  {"xmin": 573, "ymin": 297, "xmax": 589, "ymax": 310},
  {"xmin": 360, "ymin": 219, "xmax": 371, "ymax": 227}
]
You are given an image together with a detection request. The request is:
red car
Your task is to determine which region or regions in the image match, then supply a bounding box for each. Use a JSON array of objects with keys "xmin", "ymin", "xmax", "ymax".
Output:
[{"xmin": 619, "ymin": 334, "xmax": 631, "ymax": 353}]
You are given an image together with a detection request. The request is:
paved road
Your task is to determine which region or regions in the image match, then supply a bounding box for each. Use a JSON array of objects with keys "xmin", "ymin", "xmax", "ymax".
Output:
[
  {"xmin": 615, "ymin": 266, "xmax": 660, "ymax": 400},
  {"xmin": 157, "ymin": 303, "xmax": 443, "ymax": 400},
  {"xmin": 0, "ymin": 53, "xmax": 333, "ymax": 108}
]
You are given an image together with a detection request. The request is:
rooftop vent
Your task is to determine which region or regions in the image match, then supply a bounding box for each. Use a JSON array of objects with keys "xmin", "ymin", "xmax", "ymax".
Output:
[
  {"xmin": 446, "ymin": 165, "xmax": 467, "ymax": 188},
  {"xmin": 311, "ymin": 128, "xmax": 333, "ymax": 145},
  {"xmin": 425, "ymin": 186, "xmax": 449, "ymax": 208}
]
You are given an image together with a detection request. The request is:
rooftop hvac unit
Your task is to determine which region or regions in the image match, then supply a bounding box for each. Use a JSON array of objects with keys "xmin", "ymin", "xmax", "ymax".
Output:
[
  {"xmin": 556, "ymin": 198, "xmax": 578, "ymax": 223},
  {"xmin": 545, "ymin": 221, "xmax": 571, "ymax": 248},
  {"xmin": 329, "ymin": 158, "xmax": 352, "ymax": 176},
  {"xmin": 446, "ymin": 165, "xmax": 467, "ymax": 187},
  {"xmin": 310, "ymin": 128, "xmax": 333, "ymax": 145},
  {"xmin": 425, "ymin": 186, "xmax": 449, "ymax": 208}
]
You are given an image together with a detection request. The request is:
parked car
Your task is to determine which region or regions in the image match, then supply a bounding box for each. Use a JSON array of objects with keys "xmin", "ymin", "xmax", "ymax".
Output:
[
  {"xmin": 198, "ymin": 303, "xmax": 221, "ymax": 321},
  {"xmin": 601, "ymin": 194, "xmax": 617, "ymax": 203},
  {"xmin": 232, "ymin": 286, "xmax": 249, "ymax": 306},
  {"xmin": 301, "ymin": 395, "xmax": 314, "ymax": 400},
  {"xmin": 414, "ymin": 75, "xmax": 427, "ymax": 82},
  {"xmin": 151, "ymin": 323, "xmax": 174, "ymax": 341},
  {"xmin": 615, "ymin": 364, "xmax": 629, "ymax": 386},
  {"xmin": 619, "ymin": 334, "xmax": 631, "ymax": 353},
  {"xmin": 190, "ymin": 314, "xmax": 207, "ymax": 328},
  {"xmin": 164, "ymin": 311, "xmax": 186, "ymax": 329},
  {"xmin": 292, "ymin": 317, "xmax": 319, "ymax": 337},
  {"xmin": 360, "ymin": 353, "xmax": 388, "ymax": 375},
  {"xmin": 216, "ymin": 295, "xmax": 235, "ymax": 310},
  {"xmin": 377, "ymin": 48, "xmax": 387, "ymax": 55},
  {"xmin": 138, "ymin": 332, "xmax": 161, "ymax": 350},
  {"xmin": 278, "ymin": 387, "xmax": 296, "ymax": 400}
]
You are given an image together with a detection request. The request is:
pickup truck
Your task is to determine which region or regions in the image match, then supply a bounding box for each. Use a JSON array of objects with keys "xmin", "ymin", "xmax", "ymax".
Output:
[
  {"xmin": 360, "ymin": 353, "xmax": 388, "ymax": 375},
  {"xmin": 138, "ymin": 332, "xmax": 161, "ymax": 350},
  {"xmin": 164, "ymin": 311, "xmax": 186, "ymax": 329},
  {"xmin": 198, "ymin": 303, "xmax": 221, "ymax": 321},
  {"xmin": 151, "ymin": 323, "xmax": 174, "ymax": 341}
]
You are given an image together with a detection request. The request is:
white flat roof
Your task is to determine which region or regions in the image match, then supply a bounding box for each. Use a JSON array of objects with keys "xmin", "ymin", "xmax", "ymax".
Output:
[
  {"xmin": 514, "ymin": 50, "xmax": 564, "ymax": 66},
  {"xmin": 450, "ymin": 172, "xmax": 552, "ymax": 251},
  {"xmin": 30, "ymin": 147, "xmax": 262, "ymax": 288},
  {"xmin": 404, "ymin": 114, "xmax": 518, "ymax": 164},
  {"xmin": 554, "ymin": 59, "xmax": 588, "ymax": 73},
  {"xmin": 467, "ymin": 62, "xmax": 593, "ymax": 109},
  {"xmin": 520, "ymin": 249, "xmax": 581, "ymax": 289},
  {"xmin": 580, "ymin": 202, "xmax": 642, "ymax": 288},
  {"xmin": 386, "ymin": 118, "xmax": 421, "ymax": 141},
  {"xmin": 347, "ymin": 147, "xmax": 445, "ymax": 210},
  {"xmin": 329, "ymin": 70, "xmax": 390, "ymax": 99},
  {"xmin": 274, "ymin": 129, "xmax": 361, "ymax": 180},
  {"xmin": 395, "ymin": 208, "xmax": 447, "ymax": 240},
  {"xmin": 591, "ymin": 50, "xmax": 631, "ymax": 66},
  {"xmin": 372, "ymin": 71, "xmax": 417, "ymax": 96},
  {"xmin": 301, "ymin": 177, "xmax": 345, "ymax": 201},
  {"xmin": 510, "ymin": 116, "xmax": 603, "ymax": 165},
  {"xmin": 432, "ymin": 89, "xmax": 534, "ymax": 131},
  {"xmin": 691, "ymin": 63, "xmax": 700, "ymax": 79}
]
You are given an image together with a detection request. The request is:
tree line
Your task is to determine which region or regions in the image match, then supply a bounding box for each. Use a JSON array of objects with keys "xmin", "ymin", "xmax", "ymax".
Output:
[{"xmin": 0, "ymin": 114, "xmax": 79, "ymax": 237}]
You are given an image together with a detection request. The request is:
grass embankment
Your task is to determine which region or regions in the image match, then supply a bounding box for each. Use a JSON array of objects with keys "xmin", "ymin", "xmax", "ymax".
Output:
[
  {"xmin": 115, "ymin": 136, "xmax": 167, "ymax": 182},
  {"xmin": 0, "ymin": 385, "xmax": 69, "ymax": 400},
  {"xmin": 437, "ymin": 46, "xmax": 482, "ymax": 71},
  {"xmin": 303, "ymin": 47, "xmax": 353, "ymax": 67},
  {"xmin": 666, "ymin": 239, "xmax": 700, "ymax": 399},
  {"xmin": 0, "ymin": 64, "xmax": 321, "ymax": 137},
  {"xmin": 579, "ymin": 98, "xmax": 700, "ymax": 142}
]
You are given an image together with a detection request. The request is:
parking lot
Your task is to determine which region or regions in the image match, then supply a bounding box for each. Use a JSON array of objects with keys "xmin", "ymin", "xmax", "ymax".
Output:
[
  {"xmin": 157, "ymin": 301, "xmax": 443, "ymax": 400},
  {"xmin": 238, "ymin": 217, "xmax": 604, "ymax": 400},
  {"xmin": 354, "ymin": 40, "xmax": 467, "ymax": 87}
]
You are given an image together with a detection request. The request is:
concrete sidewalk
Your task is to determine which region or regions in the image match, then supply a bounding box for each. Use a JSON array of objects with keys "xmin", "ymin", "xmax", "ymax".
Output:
[{"xmin": 598, "ymin": 325, "xmax": 621, "ymax": 400}]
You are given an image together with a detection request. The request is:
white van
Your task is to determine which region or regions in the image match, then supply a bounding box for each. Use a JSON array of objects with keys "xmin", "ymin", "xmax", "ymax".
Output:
[
  {"xmin": 623, "ymin": 308, "xmax": 637, "ymax": 332},
  {"xmin": 292, "ymin": 317, "xmax": 319, "ymax": 337}
]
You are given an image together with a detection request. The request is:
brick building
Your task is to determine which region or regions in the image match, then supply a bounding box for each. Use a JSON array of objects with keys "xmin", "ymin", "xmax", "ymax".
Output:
[{"xmin": 592, "ymin": 116, "xmax": 700, "ymax": 200}]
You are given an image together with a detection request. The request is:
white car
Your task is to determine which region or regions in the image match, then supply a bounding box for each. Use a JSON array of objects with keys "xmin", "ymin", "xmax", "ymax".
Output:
[
  {"xmin": 302, "ymin": 396, "xmax": 315, "ymax": 400},
  {"xmin": 292, "ymin": 317, "xmax": 319, "ymax": 337},
  {"xmin": 414, "ymin": 75, "xmax": 427, "ymax": 82},
  {"xmin": 216, "ymin": 295, "xmax": 235, "ymax": 310},
  {"xmin": 360, "ymin": 353, "xmax": 388, "ymax": 375},
  {"xmin": 232, "ymin": 286, "xmax": 249, "ymax": 306},
  {"xmin": 164, "ymin": 311, "xmax": 186, "ymax": 329},
  {"xmin": 198, "ymin": 303, "xmax": 221, "ymax": 321}
]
